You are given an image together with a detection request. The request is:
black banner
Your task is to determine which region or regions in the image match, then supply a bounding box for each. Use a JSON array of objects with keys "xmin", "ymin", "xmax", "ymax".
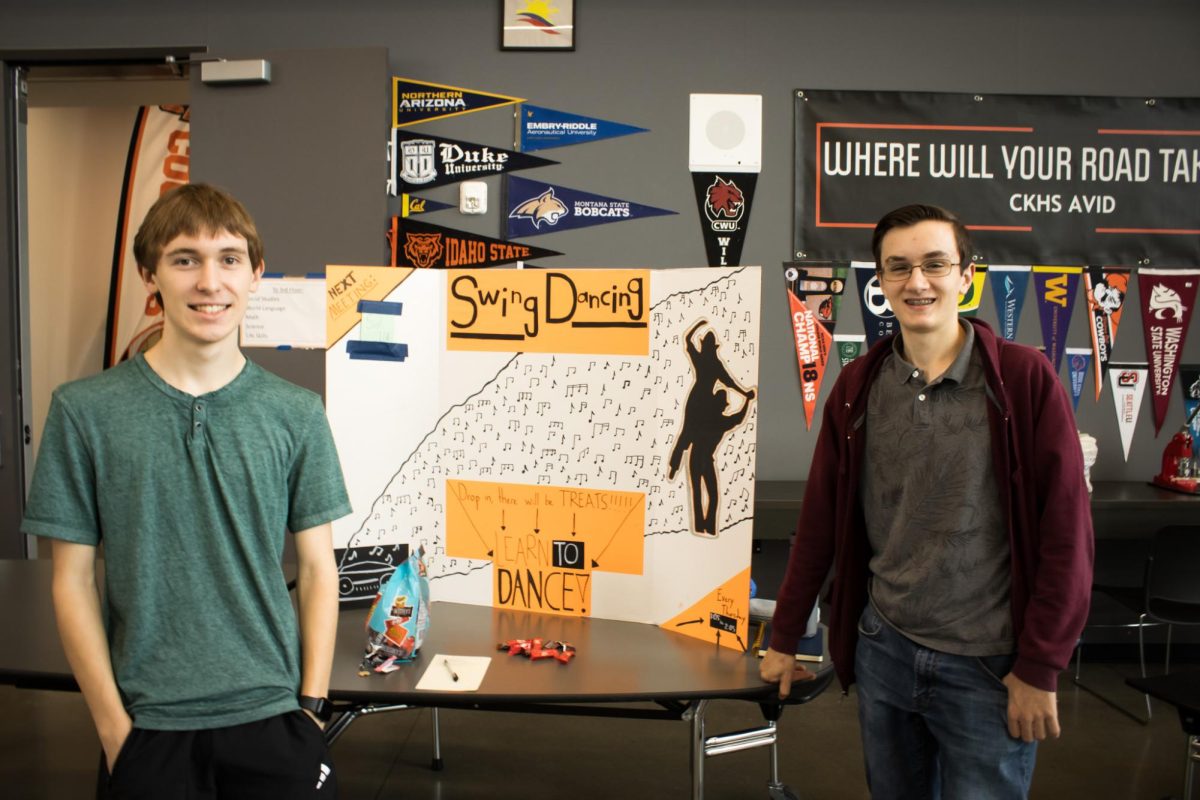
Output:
[
  {"xmin": 391, "ymin": 130, "xmax": 557, "ymax": 194},
  {"xmin": 692, "ymin": 172, "xmax": 758, "ymax": 267},
  {"xmin": 795, "ymin": 90, "xmax": 1200, "ymax": 264},
  {"xmin": 389, "ymin": 217, "xmax": 561, "ymax": 268}
]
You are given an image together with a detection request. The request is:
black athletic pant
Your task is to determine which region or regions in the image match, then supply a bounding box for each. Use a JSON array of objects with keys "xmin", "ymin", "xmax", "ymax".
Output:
[{"xmin": 96, "ymin": 710, "xmax": 336, "ymax": 799}]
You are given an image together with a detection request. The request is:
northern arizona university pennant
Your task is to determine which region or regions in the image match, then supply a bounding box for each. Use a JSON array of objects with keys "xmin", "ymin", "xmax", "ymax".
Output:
[
  {"xmin": 1138, "ymin": 268, "xmax": 1200, "ymax": 435},
  {"xmin": 1109, "ymin": 363, "xmax": 1148, "ymax": 461},
  {"xmin": 1032, "ymin": 266, "xmax": 1082, "ymax": 373},
  {"xmin": 389, "ymin": 217, "xmax": 561, "ymax": 268},
  {"xmin": 519, "ymin": 104, "xmax": 648, "ymax": 152},
  {"xmin": 989, "ymin": 265, "xmax": 1031, "ymax": 341},
  {"xmin": 853, "ymin": 262, "xmax": 898, "ymax": 348},
  {"xmin": 506, "ymin": 175, "xmax": 675, "ymax": 238},
  {"xmin": 783, "ymin": 263, "xmax": 837, "ymax": 430},
  {"xmin": 692, "ymin": 173, "xmax": 757, "ymax": 267},
  {"xmin": 393, "ymin": 77, "xmax": 523, "ymax": 128},
  {"xmin": 391, "ymin": 131, "xmax": 557, "ymax": 194},
  {"xmin": 1084, "ymin": 267, "xmax": 1131, "ymax": 401}
]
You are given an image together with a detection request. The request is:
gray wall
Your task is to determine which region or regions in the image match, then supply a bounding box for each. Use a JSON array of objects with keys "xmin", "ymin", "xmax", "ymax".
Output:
[{"xmin": 3, "ymin": 0, "xmax": 1200, "ymax": 485}]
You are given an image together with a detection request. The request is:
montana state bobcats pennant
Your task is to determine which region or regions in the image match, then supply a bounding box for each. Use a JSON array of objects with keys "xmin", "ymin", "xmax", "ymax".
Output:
[
  {"xmin": 692, "ymin": 173, "xmax": 757, "ymax": 267},
  {"xmin": 389, "ymin": 218, "xmax": 561, "ymax": 269},
  {"xmin": 391, "ymin": 131, "xmax": 557, "ymax": 194},
  {"xmin": 506, "ymin": 175, "xmax": 675, "ymax": 238},
  {"xmin": 1032, "ymin": 266, "xmax": 1082, "ymax": 373},
  {"xmin": 392, "ymin": 77, "xmax": 523, "ymax": 128},
  {"xmin": 1084, "ymin": 267, "xmax": 1131, "ymax": 401},
  {"xmin": 783, "ymin": 264, "xmax": 835, "ymax": 430},
  {"xmin": 1138, "ymin": 268, "xmax": 1200, "ymax": 435}
]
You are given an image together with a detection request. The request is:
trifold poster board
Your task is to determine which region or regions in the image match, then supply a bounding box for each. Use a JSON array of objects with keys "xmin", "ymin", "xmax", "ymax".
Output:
[{"xmin": 327, "ymin": 267, "xmax": 762, "ymax": 650}]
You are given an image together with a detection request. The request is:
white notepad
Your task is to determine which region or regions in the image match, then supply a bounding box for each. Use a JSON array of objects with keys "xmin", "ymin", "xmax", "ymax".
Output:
[{"xmin": 415, "ymin": 654, "xmax": 491, "ymax": 692}]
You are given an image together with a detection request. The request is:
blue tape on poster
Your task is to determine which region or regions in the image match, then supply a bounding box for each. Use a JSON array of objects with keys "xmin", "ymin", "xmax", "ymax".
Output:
[
  {"xmin": 305, "ymin": 272, "xmax": 325, "ymax": 279},
  {"xmin": 357, "ymin": 300, "xmax": 404, "ymax": 316},
  {"xmin": 262, "ymin": 272, "xmax": 286, "ymax": 279},
  {"xmin": 346, "ymin": 340, "xmax": 409, "ymax": 362}
]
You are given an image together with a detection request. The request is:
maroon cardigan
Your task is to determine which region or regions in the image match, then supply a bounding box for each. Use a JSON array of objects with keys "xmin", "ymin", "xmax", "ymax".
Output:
[{"xmin": 769, "ymin": 319, "xmax": 1094, "ymax": 692}]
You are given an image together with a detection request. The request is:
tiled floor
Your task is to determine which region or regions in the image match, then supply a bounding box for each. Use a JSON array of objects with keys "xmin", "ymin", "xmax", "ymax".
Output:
[{"xmin": 0, "ymin": 662, "xmax": 1188, "ymax": 799}]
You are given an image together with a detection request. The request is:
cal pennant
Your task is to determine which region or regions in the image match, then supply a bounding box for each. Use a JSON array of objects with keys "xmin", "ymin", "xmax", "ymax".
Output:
[
  {"xmin": 853, "ymin": 262, "xmax": 898, "ymax": 348},
  {"xmin": 988, "ymin": 266, "xmax": 1031, "ymax": 341},
  {"xmin": 506, "ymin": 175, "xmax": 676, "ymax": 238},
  {"xmin": 1138, "ymin": 268, "xmax": 1200, "ymax": 435},
  {"xmin": 1084, "ymin": 267, "xmax": 1131, "ymax": 401},
  {"xmin": 1065, "ymin": 347, "xmax": 1092, "ymax": 411},
  {"xmin": 834, "ymin": 334, "xmax": 865, "ymax": 367},
  {"xmin": 692, "ymin": 173, "xmax": 757, "ymax": 267},
  {"xmin": 1181, "ymin": 364, "xmax": 1200, "ymax": 446},
  {"xmin": 389, "ymin": 218, "xmax": 561, "ymax": 269},
  {"xmin": 957, "ymin": 264, "xmax": 988, "ymax": 316},
  {"xmin": 1032, "ymin": 266, "xmax": 1082, "ymax": 373},
  {"xmin": 519, "ymin": 104, "xmax": 648, "ymax": 153},
  {"xmin": 1109, "ymin": 363, "xmax": 1148, "ymax": 461},
  {"xmin": 392, "ymin": 77, "xmax": 523, "ymax": 128},
  {"xmin": 783, "ymin": 263, "xmax": 835, "ymax": 430},
  {"xmin": 400, "ymin": 193, "xmax": 453, "ymax": 217},
  {"xmin": 391, "ymin": 131, "xmax": 557, "ymax": 194}
]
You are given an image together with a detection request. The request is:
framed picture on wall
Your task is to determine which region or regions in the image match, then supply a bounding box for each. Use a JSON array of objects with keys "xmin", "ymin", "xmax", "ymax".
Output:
[{"xmin": 501, "ymin": 0, "xmax": 576, "ymax": 51}]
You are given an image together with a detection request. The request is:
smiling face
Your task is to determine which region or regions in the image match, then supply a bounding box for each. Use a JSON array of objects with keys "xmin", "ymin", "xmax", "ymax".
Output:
[
  {"xmin": 141, "ymin": 229, "xmax": 263, "ymax": 353},
  {"xmin": 877, "ymin": 220, "xmax": 973, "ymax": 338}
]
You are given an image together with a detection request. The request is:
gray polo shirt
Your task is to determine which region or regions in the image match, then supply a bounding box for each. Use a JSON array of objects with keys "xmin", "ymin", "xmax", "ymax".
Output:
[{"xmin": 861, "ymin": 321, "xmax": 1013, "ymax": 656}]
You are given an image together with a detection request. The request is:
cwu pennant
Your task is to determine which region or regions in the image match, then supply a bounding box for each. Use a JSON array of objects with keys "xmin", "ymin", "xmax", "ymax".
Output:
[
  {"xmin": 389, "ymin": 217, "xmax": 561, "ymax": 269},
  {"xmin": 391, "ymin": 130, "xmax": 558, "ymax": 194},
  {"xmin": 506, "ymin": 175, "xmax": 676, "ymax": 239},
  {"xmin": 393, "ymin": 77, "xmax": 523, "ymax": 128},
  {"xmin": 519, "ymin": 104, "xmax": 649, "ymax": 153}
]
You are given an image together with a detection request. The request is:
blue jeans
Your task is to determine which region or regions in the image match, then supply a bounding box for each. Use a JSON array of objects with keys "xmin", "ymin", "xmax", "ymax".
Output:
[{"xmin": 855, "ymin": 604, "xmax": 1036, "ymax": 800}]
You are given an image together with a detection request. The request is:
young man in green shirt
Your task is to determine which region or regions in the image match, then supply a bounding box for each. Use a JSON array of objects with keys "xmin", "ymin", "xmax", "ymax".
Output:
[{"xmin": 22, "ymin": 184, "xmax": 351, "ymax": 798}]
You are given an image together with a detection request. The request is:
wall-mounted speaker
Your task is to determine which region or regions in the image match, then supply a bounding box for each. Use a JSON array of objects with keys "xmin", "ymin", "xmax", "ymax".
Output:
[{"xmin": 688, "ymin": 94, "xmax": 762, "ymax": 173}]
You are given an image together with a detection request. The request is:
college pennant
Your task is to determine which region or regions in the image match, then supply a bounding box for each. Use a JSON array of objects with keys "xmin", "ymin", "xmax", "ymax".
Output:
[
  {"xmin": 1137, "ymin": 268, "xmax": 1200, "ymax": 435},
  {"xmin": 1181, "ymin": 364, "xmax": 1200, "ymax": 445},
  {"xmin": 1109, "ymin": 363, "xmax": 1149, "ymax": 461},
  {"xmin": 400, "ymin": 193, "xmax": 454, "ymax": 217},
  {"xmin": 833, "ymin": 334, "xmax": 866, "ymax": 367},
  {"xmin": 393, "ymin": 77, "xmax": 523, "ymax": 128},
  {"xmin": 1032, "ymin": 266, "xmax": 1082, "ymax": 373},
  {"xmin": 519, "ymin": 104, "xmax": 648, "ymax": 152},
  {"xmin": 389, "ymin": 217, "xmax": 561, "ymax": 269},
  {"xmin": 988, "ymin": 265, "xmax": 1031, "ymax": 341},
  {"xmin": 783, "ymin": 263, "xmax": 837, "ymax": 430},
  {"xmin": 391, "ymin": 131, "xmax": 557, "ymax": 194},
  {"xmin": 1065, "ymin": 347, "xmax": 1092, "ymax": 411},
  {"xmin": 956, "ymin": 264, "xmax": 988, "ymax": 317},
  {"xmin": 1084, "ymin": 267, "xmax": 1131, "ymax": 401},
  {"xmin": 853, "ymin": 262, "xmax": 898, "ymax": 348},
  {"xmin": 692, "ymin": 173, "xmax": 757, "ymax": 267},
  {"xmin": 505, "ymin": 175, "xmax": 675, "ymax": 238}
]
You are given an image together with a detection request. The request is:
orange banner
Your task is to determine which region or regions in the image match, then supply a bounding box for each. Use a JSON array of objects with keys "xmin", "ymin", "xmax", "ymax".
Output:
[{"xmin": 787, "ymin": 289, "xmax": 832, "ymax": 430}]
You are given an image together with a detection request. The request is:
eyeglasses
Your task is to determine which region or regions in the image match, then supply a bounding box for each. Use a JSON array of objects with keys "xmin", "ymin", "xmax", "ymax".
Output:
[{"xmin": 879, "ymin": 259, "xmax": 960, "ymax": 282}]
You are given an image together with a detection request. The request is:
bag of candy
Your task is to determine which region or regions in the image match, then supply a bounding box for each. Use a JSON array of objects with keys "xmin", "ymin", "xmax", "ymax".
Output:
[{"xmin": 359, "ymin": 546, "xmax": 430, "ymax": 674}]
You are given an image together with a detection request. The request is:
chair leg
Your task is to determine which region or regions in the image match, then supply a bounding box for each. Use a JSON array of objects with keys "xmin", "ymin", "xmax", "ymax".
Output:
[
  {"xmin": 1074, "ymin": 640, "xmax": 1083, "ymax": 681},
  {"xmin": 1137, "ymin": 615, "xmax": 1153, "ymax": 721},
  {"xmin": 1166, "ymin": 623, "xmax": 1174, "ymax": 675},
  {"xmin": 1186, "ymin": 734, "xmax": 1198, "ymax": 800}
]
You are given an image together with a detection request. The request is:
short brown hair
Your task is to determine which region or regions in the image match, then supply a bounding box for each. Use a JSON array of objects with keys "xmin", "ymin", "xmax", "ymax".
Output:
[
  {"xmin": 133, "ymin": 183, "xmax": 264, "ymax": 276},
  {"xmin": 871, "ymin": 204, "xmax": 972, "ymax": 271}
]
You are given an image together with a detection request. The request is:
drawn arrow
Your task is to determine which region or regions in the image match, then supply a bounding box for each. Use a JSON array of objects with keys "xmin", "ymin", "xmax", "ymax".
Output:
[
  {"xmin": 448, "ymin": 486, "xmax": 494, "ymax": 558},
  {"xmin": 533, "ymin": 508, "xmax": 540, "ymax": 535},
  {"xmin": 674, "ymin": 618, "xmax": 703, "ymax": 627},
  {"xmin": 500, "ymin": 509, "xmax": 506, "ymax": 532},
  {"xmin": 590, "ymin": 502, "xmax": 640, "ymax": 568},
  {"xmin": 736, "ymin": 634, "xmax": 747, "ymax": 652},
  {"xmin": 571, "ymin": 513, "xmax": 577, "ymax": 537}
]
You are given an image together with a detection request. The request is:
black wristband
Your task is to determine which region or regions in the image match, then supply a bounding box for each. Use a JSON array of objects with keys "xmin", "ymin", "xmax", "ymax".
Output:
[{"xmin": 298, "ymin": 695, "xmax": 332, "ymax": 723}]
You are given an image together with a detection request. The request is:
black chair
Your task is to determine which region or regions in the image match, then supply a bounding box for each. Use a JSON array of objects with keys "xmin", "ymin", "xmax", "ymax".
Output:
[
  {"xmin": 1074, "ymin": 525, "xmax": 1200, "ymax": 723},
  {"xmin": 1126, "ymin": 671, "xmax": 1200, "ymax": 800}
]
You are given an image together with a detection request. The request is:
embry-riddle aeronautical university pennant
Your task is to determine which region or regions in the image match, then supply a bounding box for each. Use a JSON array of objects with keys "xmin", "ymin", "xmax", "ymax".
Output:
[
  {"xmin": 853, "ymin": 263, "xmax": 898, "ymax": 348},
  {"xmin": 391, "ymin": 131, "xmax": 557, "ymax": 194},
  {"xmin": 988, "ymin": 266, "xmax": 1030, "ymax": 341},
  {"xmin": 1032, "ymin": 266, "xmax": 1081, "ymax": 373},
  {"xmin": 692, "ymin": 173, "xmax": 757, "ymax": 267},
  {"xmin": 519, "ymin": 104, "xmax": 648, "ymax": 153},
  {"xmin": 1138, "ymin": 268, "xmax": 1199, "ymax": 435},
  {"xmin": 1065, "ymin": 347, "xmax": 1092, "ymax": 411},
  {"xmin": 1109, "ymin": 363, "xmax": 1148, "ymax": 461},
  {"xmin": 783, "ymin": 263, "xmax": 844, "ymax": 430},
  {"xmin": 1084, "ymin": 267, "xmax": 1131, "ymax": 401},
  {"xmin": 506, "ymin": 175, "xmax": 675, "ymax": 239},
  {"xmin": 389, "ymin": 217, "xmax": 561, "ymax": 269},
  {"xmin": 392, "ymin": 77, "xmax": 523, "ymax": 128}
]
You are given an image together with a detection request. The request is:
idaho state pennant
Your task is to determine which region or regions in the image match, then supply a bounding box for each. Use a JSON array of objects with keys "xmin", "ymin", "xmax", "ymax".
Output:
[
  {"xmin": 1109, "ymin": 363, "xmax": 1148, "ymax": 461},
  {"xmin": 956, "ymin": 265, "xmax": 988, "ymax": 316},
  {"xmin": 783, "ymin": 263, "xmax": 836, "ymax": 430},
  {"xmin": 1084, "ymin": 267, "xmax": 1131, "ymax": 401},
  {"xmin": 389, "ymin": 218, "xmax": 561, "ymax": 268},
  {"xmin": 1032, "ymin": 266, "xmax": 1082, "ymax": 373},
  {"xmin": 853, "ymin": 262, "xmax": 898, "ymax": 348},
  {"xmin": 988, "ymin": 265, "xmax": 1030, "ymax": 341},
  {"xmin": 506, "ymin": 175, "xmax": 676, "ymax": 238},
  {"xmin": 391, "ymin": 131, "xmax": 557, "ymax": 194},
  {"xmin": 393, "ymin": 77, "xmax": 523, "ymax": 128},
  {"xmin": 1138, "ymin": 268, "xmax": 1200, "ymax": 435},
  {"xmin": 1065, "ymin": 347, "xmax": 1092, "ymax": 411},
  {"xmin": 692, "ymin": 173, "xmax": 757, "ymax": 267}
]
